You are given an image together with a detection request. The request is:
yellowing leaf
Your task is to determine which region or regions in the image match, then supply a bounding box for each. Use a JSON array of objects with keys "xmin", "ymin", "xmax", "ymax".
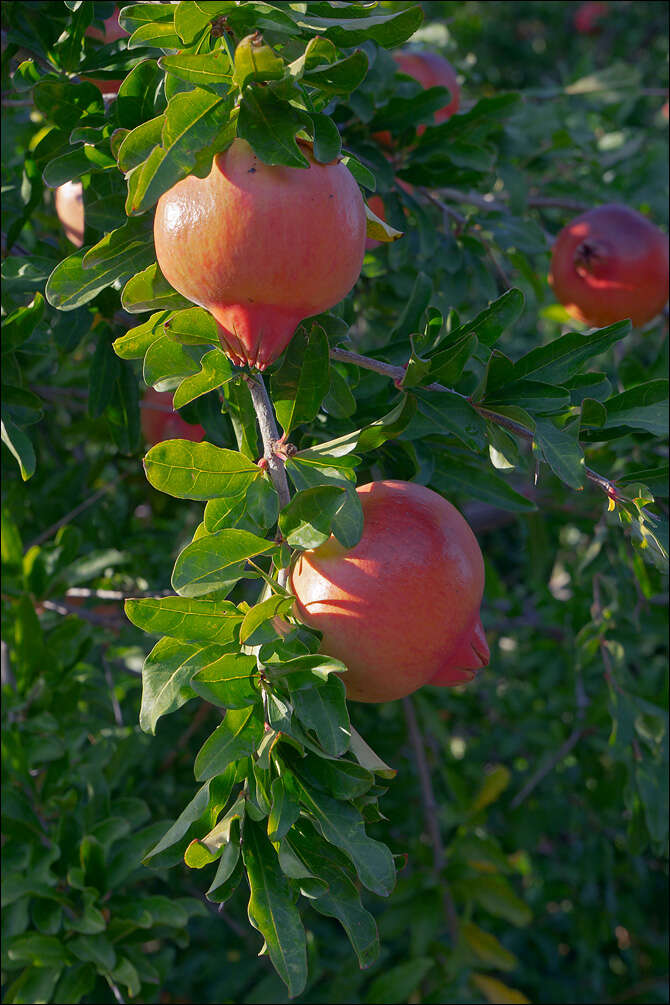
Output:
[
  {"xmin": 471, "ymin": 972, "xmax": 531, "ymax": 1004},
  {"xmin": 470, "ymin": 765, "xmax": 511, "ymax": 813}
]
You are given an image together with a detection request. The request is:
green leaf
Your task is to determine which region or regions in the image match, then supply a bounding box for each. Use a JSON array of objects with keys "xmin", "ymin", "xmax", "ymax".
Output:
[
  {"xmin": 284, "ymin": 820, "xmax": 380, "ymax": 969},
  {"xmin": 112, "ymin": 310, "xmax": 170, "ymax": 359},
  {"xmin": 160, "ymin": 49, "xmax": 232, "ymax": 93},
  {"xmin": 427, "ymin": 332, "xmax": 478, "ymax": 386},
  {"xmin": 270, "ymin": 324, "xmax": 331, "ymax": 435},
  {"xmin": 144, "ymin": 772, "xmax": 236, "ymax": 866},
  {"xmin": 411, "ymin": 390, "xmax": 487, "ymax": 451},
  {"xmin": 534, "ymin": 418, "xmax": 585, "ymax": 489},
  {"xmin": 279, "ymin": 485, "xmax": 347, "ymax": 549},
  {"xmin": 267, "ymin": 776, "xmax": 301, "ymax": 843},
  {"xmin": 598, "ymin": 380, "xmax": 669, "ymax": 437},
  {"xmin": 140, "ymin": 637, "xmax": 236, "ymax": 733},
  {"xmin": 366, "ymin": 958, "xmax": 435, "ymax": 1004},
  {"xmin": 2, "ymin": 293, "xmax": 45, "ymax": 354},
  {"xmin": 204, "ymin": 476, "xmax": 278, "ymax": 535},
  {"xmin": 390, "ymin": 271, "xmax": 432, "ymax": 340},
  {"xmin": 242, "ymin": 818, "xmax": 308, "ymax": 999},
  {"xmin": 127, "ymin": 88, "xmax": 234, "ymax": 214},
  {"xmin": 46, "ymin": 248, "xmax": 132, "ymax": 311},
  {"xmin": 121, "ymin": 262, "xmax": 192, "ymax": 314},
  {"xmin": 233, "ymin": 32, "xmax": 285, "ymax": 89},
  {"xmin": 173, "ymin": 349, "xmax": 233, "ymax": 407},
  {"xmin": 125, "ymin": 596, "xmax": 243, "ymax": 645},
  {"xmin": 144, "ymin": 440, "xmax": 259, "ymax": 500},
  {"xmin": 190, "ymin": 652, "xmax": 260, "ymax": 709},
  {"xmin": 238, "ymin": 86, "xmax": 311, "ymax": 168},
  {"xmin": 287, "ymin": 673, "xmax": 351, "ymax": 757},
  {"xmin": 432, "ymin": 460, "xmax": 535, "ymax": 513},
  {"xmin": 1, "ymin": 416, "xmax": 36, "ymax": 481},
  {"xmin": 194, "ymin": 706, "xmax": 264, "ymax": 781},
  {"xmin": 292, "ymin": 5, "xmax": 423, "ymax": 47},
  {"xmin": 450, "ymin": 289, "xmax": 525, "ymax": 348},
  {"xmin": 7, "ymin": 933, "xmax": 69, "ymax": 967},
  {"xmin": 239, "ymin": 595, "xmax": 295, "ymax": 644},
  {"xmin": 293, "ymin": 779, "xmax": 395, "ymax": 896},
  {"xmin": 171, "ymin": 528, "xmax": 276, "ymax": 598},
  {"xmin": 143, "ymin": 335, "xmax": 202, "ymax": 389},
  {"xmin": 508, "ymin": 320, "xmax": 631, "ymax": 385},
  {"xmin": 68, "ymin": 934, "xmax": 116, "ymax": 972},
  {"xmin": 308, "ymin": 395, "xmax": 417, "ymax": 458},
  {"xmin": 186, "ymin": 794, "xmax": 245, "ymax": 865}
]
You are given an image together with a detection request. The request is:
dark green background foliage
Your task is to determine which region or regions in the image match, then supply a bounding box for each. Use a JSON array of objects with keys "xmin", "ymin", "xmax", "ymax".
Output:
[{"xmin": 1, "ymin": 1, "xmax": 668, "ymax": 1003}]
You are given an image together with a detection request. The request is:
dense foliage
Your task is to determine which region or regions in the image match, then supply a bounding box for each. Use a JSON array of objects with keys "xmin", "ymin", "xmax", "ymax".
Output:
[{"xmin": 2, "ymin": 2, "xmax": 668, "ymax": 1003}]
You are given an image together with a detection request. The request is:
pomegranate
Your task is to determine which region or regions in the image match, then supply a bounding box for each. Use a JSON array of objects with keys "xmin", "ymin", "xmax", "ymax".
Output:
[
  {"xmin": 549, "ymin": 204, "xmax": 669, "ymax": 328},
  {"xmin": 153, "ymin": 138, "xmax": 366, "ymax": 370},
  {"xmin": 290, "ymin": 480, "xmax": 489, "ymax": 703},
  {"xmin": 141, "ymin": 388, "xmax": 206, "ymax": 446},
  {"xmin": 376, "ymin": 49, "xmax": 460, "ymax": 146},
  {"xmin": 83, "ymin": 7, "xmax": 129, "ymax": 95},
  {"xmin": 54, "ymin": 181, "xmax": 85, "ymax": 247},
  {"xmin": 574, "ymin": 2, "xmax": 609, "ymax": 34}
]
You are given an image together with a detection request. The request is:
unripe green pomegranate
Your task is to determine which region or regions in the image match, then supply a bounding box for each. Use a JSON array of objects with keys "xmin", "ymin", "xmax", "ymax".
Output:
[
  {"xmin": 290, "ymin": 480, "xmax": 489, "ymax": 703},
  {"xmin": 153, "ymin": 139, "xmax": 366, "ymax": 370}
]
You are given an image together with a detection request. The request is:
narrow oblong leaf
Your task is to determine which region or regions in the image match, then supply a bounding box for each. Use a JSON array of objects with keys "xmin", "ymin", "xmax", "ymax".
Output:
[{"xmin": 242, "ymin": 818, "xmax": 308, "ymax": 999}]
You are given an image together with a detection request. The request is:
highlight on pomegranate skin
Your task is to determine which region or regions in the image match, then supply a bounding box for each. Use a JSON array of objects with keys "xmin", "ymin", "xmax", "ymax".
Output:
[
  {"xmin": 549, "ymin": 203, "xmax": 669, "ymax": 328},
  {"xmin": 153, "ymin": 138, "xmax": 366, "ymax": 371},
  {"xmin": 290, "ymin": 480, "xmax": 489, "ymax": 704}
]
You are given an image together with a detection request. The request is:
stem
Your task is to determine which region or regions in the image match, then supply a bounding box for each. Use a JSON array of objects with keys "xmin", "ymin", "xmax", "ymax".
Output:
[
  {"xmin": 27, "ymin": 473, "xmax": 130, "ymax": 549},
  {"xmin": 246, "ymin": 374, "xmax": 291, "ymax": 587},
  {"xmin": 330, "ymin": 349, "xmax": 620, "ymax": 502},
  {"xmin": 402, "ymin": 695, "xmax": 459, "ymax": 944}
]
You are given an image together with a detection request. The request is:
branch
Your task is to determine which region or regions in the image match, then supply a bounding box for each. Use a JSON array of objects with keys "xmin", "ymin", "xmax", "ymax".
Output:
[
  {"xmin": 245, "ymin": 374, "xmax": 291, "ymax": 587},
  {"xmin": 27, "ymin": 473, "xmax": 130, "ymax": 549},
  {"xmin": 402, "ymin": 695, "xmax": 459, "ymax": 943},
  {"xmin": 330, "ymin": 349, "xmax": 620, "ymax": 502}
]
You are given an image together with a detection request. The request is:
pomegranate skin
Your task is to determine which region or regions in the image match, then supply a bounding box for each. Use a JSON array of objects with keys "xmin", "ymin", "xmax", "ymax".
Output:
[
  {"xmin": 289, "ymin": 481, "xmax": 489, "ymax": 703},
  {"xmin": 54, "ymin": 181, "xmax": 85, "ymax": 247},
  {"xmin": 549, "ymin": 204, "xmax": 669, "ymax": 328},
  {"xmin": 574, "ymin": 2, "xmax": 609, "ymax": 34},
  {"xmin": 83, "ymin": 8, "xmax": 129, "ymax": 94},
  {"xmin": 141, "ymin": 388, "xmax": 205, "ymax": 447},
  {"xmin": 376, "ymin": 50, "xmax": 460, "ymax": 147},
  {"xmin": 153, "ymin": 139, "xmax": 366, "ymax": 370}
]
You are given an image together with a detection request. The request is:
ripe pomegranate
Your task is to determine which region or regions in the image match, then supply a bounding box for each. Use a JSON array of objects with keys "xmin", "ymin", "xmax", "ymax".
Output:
[
  {"xmin": 573, "ymin": 2, "xmax": 609, "ymax": 34},
  {"xmin": 83, "ymin": 7, "xmax": 129, "ymax": 95},
  {"xmin": 54, "ymin": 181, "xmax": 85, "ymax": 247},
  {"xmin": 141, "ymin": 388, "xmax": 206, "ymax": 446},
  {"xmin": 376, "ymin": 49, "xmax": 460, "ymax": 146},
  {"xmin": 290, "ymin": 480, "xmax": 489, "ymax": 703},
  {"xmin": 153, "ymin": 138, "xmax": 366, "ymax": 370},
  {"xmin": 549, "ymin": 204, "xmax": 669, "ymax": 328}
]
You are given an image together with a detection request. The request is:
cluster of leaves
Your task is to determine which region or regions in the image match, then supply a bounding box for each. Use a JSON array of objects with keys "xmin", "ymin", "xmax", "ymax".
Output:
[{"xmin": 2, "ymin": 1, "xmax": 668, "ymax": 1003}]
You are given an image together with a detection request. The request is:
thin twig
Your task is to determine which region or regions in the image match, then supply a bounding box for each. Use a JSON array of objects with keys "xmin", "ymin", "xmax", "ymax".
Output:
[
  {"xmin": 402, "ymin": 695, "xmax": 459, "ymax": 943},
  {"xmin": 330, "ymin": 348, "xmax": 620, "ymax": 501},
  {"xmin": 41, "ymin": 599, "xmax": 124, "ymax": 629},
  {"xmin": 27, "ymin": 473, "xmax": 130, "ymax": 549},
  {"xmin": 103, "ymin": 655, "xmax": 123, "ymax": 727}
]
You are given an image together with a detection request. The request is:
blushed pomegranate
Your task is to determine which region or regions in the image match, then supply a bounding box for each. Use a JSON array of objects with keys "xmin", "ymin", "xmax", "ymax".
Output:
[
  {"xmin": 141, "ymin": 388, "xmax": 205, "ymax": 446},
  {"xmin": 153, "ymin": 139, "xmax": 366, "ymax": 370},
  {"xmin": 549, "ymin": 204, "xmax": 669, "ymax": 328},
  {"xmin": 290, "ymin": 480, "xmax": 489, "ymax": 703}
]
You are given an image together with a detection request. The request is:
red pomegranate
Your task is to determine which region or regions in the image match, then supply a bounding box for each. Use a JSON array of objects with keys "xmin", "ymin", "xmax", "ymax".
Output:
[
  {"xmin": 574, "ymin": 2, "xmax": 609, "ymax": 34},
  {"xmin": 549, "ymin": 204, "xmax": 669, "ymax": 328},
  {"xmin": 290, "ymin": 480, "xmax": 489, "ymax": 703},
  {"xmin": 83, "ymin": 7, "xmax": 129, "ymax": 95},
  {"xmin": 376, "ymin": 49, "xmax": 460, "ymax": 147},
  {"xmin": 153, "ymin": 139, "xmax": 366, "ymax": 370},
  {"xmin": 141, "ymin": 388, "xmax": 206, "ymax": 447}
]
